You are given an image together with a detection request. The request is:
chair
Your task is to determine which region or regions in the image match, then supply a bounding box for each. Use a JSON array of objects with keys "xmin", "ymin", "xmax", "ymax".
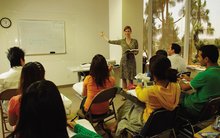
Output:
[
  {"xmin": 124, "ymin": 108, "xmax": 178, "ymax": 138},
  {"xmin": 0, "ymin": 89, "xmax": 18, "ymax": 138},
  {"xmin": 77, "ymin": 87, "xmax": 120, "ymax": 131},
  {"xmin": 177, "ymin": 71, "xmax": 191, "ymax": 78},
  {"xmin": 177, "ymin": 96, "xmax": 220, "ymax": 138}
]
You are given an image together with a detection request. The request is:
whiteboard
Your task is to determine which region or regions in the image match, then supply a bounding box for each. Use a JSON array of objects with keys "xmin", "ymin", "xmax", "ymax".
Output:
[{"xmin": 18, "ymin": 20, "xmax": 66, "ymax": 55}]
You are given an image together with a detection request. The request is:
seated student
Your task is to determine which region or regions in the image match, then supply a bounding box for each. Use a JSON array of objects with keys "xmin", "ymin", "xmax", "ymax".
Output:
[
  {"xmin": 80, "ymin": 54, "xmax": 115, "ymax": 115},
  {"xmin": 147, "ymin": 51, "xmax": 167, "ymax": 81},
  {"xmin": 115, "ymin": 55, "xmax": 181, "ymax": 136},
  {"xmin": 156, "ymin": 49, "xmax": 168, "ymax": 57},
  {"xmin": 0, "ymin": 47, "xmax": 25, "ymax": 114},
  {"xmin": 179, "ymin": 45, "xmax": 220, "ymax": 119},
  {"xmin": 8, "ymin": 62, "xmax": 45, "ymax": 127},
  {"xmin": 167, "ymin": 43, "xmax": 187, "ymax": 73},
  {"xmin": 10, "ymin": 80, "xmax": 69, "ymax": 138},
  {"xmin": 0, "ymin": 47, "xmax": 25, "ymax": 92}
]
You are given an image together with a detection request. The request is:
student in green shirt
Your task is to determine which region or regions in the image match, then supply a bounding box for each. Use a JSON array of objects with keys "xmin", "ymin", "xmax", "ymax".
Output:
[{"xmin": 179, "ymin": 45, "xmax": 220, "ymax": 118}]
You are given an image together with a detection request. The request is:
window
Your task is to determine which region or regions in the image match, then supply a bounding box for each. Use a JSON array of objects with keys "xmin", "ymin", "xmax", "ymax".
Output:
[{"xmin": 144, "ymin": 0, "xmax": 220, "ymax": 64}]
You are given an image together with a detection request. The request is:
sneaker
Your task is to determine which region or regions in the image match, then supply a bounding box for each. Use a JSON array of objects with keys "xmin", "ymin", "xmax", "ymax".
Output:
[{"xmin": 127, "ymin": 84, "xmax": 136, "ymax": 90}]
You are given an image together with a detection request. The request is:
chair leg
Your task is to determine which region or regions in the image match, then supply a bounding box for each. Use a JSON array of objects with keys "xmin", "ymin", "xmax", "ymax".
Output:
[
  {"xmin": 3, "ymin": 119, "xmax": 9, "ymax": 131},
  {"xmin": 98, "ymin": 121, "xmax": 113, "ymax": 138},
  {"xmin": 1, "ymin": 121, "xmax": 5, "ymax": 138},
  {"xmin": 112, "ymin": 104, "xmax": 117, "ymax": 120},
  {"xmin": 171, "ymin": 129, "xmax": 176, "ymax": 138},
  {"xmin": 179, "ymin": 123, "xmax": 194, "ymax": 138},
  {"xmin": 175, "ymin": 116, "xmax": 195, "ymax": 138},
  {"xmin": 121, "ymin": 130, "xmax": 128, "ymax": 138}
]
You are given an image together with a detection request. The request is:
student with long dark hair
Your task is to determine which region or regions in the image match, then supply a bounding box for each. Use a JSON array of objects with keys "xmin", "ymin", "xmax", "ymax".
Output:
[
  {"xmin": 81, "ymin": 54, "xmax": 115, "ymax": 115},
  {"xmin": 12, "ymin": 80, "xmax": 68, "ymax": 138},
  {"xmin": 8, "ymin": 62, "xmax": 45, "ymax": 126}
]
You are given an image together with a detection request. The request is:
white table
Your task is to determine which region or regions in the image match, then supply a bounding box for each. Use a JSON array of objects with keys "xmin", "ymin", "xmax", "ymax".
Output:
[
  {"xmin": 68, "ymin": 59, "xmax": 117, "ymax": 82},
  {"xmin": 68, "ymin": 64, "xmax": 90, "ymax": 82},
  {"xmin": 187, "ymin": 65, "xmax": 205, "ymax": 78},
  {"xmin": 67, "ymin": 119, "xmax": 97, "ymax": 137},
  {"xmin": 72, "ymin": 81, "xmax": 83, "ymax": 99},
  {"xmin": 60, "ymin": 93, "xmax": 72, "ymax": 114},
  {"xmin": 120, "ymin": 89, "xmax": 145, "ymax": 107}
]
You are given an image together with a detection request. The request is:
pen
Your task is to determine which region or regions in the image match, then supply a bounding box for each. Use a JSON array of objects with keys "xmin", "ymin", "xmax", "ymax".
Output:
[{"xmin": 71, "ymin": 116, "xmax": 77, "ymax": 122}]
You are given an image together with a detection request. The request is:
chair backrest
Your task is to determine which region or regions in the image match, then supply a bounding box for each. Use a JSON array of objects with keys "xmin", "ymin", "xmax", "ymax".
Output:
[
  {"xmin": 198, "ymin": 96, "xmax": 220, "ymax": 121},
  {"xmin": 177, "ymin": 71, "xmax": 191, "ymax": 78},
  {"xmin": 139, "ymin": 108, "xmax": 177, "ymax": 137},
  {"xmin": 0, "ymin": 89, "xmax": 18, "ymax": 138},
  {"xmin": 85, "ymin": 86, "xmax": 120, "ymax": 124},
  {"xmin": 0, "ymin": 89, "xmax": 18, "ymax": 101},
  {"xmin": 88, "ymin": 87, "xmax": 119, "ymax": 108}
]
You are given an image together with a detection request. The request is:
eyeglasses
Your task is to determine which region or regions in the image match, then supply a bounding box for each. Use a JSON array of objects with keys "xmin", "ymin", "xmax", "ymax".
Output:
[{"xmin": 124, "ymin": 30, "xmax": 131, "ymax": 32}]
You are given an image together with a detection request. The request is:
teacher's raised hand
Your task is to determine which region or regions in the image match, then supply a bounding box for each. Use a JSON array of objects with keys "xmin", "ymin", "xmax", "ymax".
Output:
[
  {"xmin": 100, "ymin": 31, "xmax": 109, "ymax": 41},
  {"xmin": 100, "ymin": 32, "xmax": 104, "ymax": 37}
]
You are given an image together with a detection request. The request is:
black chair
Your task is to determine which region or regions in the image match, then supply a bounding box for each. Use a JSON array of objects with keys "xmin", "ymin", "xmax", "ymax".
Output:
[
  {"xmin": 177, "ymin": 96, "xmax": 220, "ymax": 138},
  {"xmin": 124, "ymin": 108, "xmax": 178, "ymax": 138},
  {"xmin": 177, "ymin": 71, "xmax": 191, "ymax": 78},
  {"xmin": 0, "ymin": 89, "xmax": 18, "ymax": 138},
  {"xmin": 77, "ymin": 87, "xmax": 120, "ymax": 134}
]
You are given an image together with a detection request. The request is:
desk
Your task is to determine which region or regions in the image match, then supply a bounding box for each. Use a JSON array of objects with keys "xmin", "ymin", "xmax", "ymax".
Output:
[
  {"xmin": 119, "ymin": 89, "xmax": 145, "ymax": 107},
  {"xmin": 68, "ymin": 59, "xmax": 119, "ymax": 82},
  {"xmin": 68, "ymin": 65, "xmax": 90, "ymax": 82},
  {"xmin": 187, "ymin": 65, "xmax": 205, "ymax": 78},
  {"xmin": 194, "ymin": 125, "xmax": 220, "ymax": 138},
  {"xmin": 67, "ymin": 119, "xmax": 97, "ymax": 137},
  {"xmin": 69, "ymin": 65, "xmax": 121, "ymax": 88},
  {"xmin": 60, "ymin": 93, "xmax": 72, "ymax": 114},
  {"xmin": 72, "ymin": 81, "xmax": 83, "ymax": 99}
]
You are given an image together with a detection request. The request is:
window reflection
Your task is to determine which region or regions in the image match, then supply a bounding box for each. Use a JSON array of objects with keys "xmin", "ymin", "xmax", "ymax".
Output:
[{"xmin": 143, "ymin": 0, "xmax": 220, "ymax": 64}]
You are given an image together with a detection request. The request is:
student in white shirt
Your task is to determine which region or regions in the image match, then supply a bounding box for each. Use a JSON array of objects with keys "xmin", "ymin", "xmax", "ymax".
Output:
[
  {"xmin": 167, "ymin": 43, "xmax": 187, "ymax": 73},
  {"xmin": 0, "ymin": 47, "xmax": 25, "ymax": 92}
]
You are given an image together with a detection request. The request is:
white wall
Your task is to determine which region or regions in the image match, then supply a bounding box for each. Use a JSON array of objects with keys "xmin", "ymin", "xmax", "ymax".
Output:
[
  {"xmin": 109, "ymin": 0, "xmax": 143, "ymax": 74},
  {"xmin": 122, "ymin": 0, "xmax": 143, "ymax": 74},
  {"xmin": 0, "ymin": 0, "xmax": 109, "ymax": 85},
  {"xmin": 109, "ymin": 0, "xmax": 122, "ymax": 65}
]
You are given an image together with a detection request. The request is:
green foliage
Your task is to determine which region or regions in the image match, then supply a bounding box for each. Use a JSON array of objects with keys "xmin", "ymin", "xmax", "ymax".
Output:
[
  {"xmin": 191, "ymin": 0, "xmax": 214, "ymax": 48},
  {"xmin": 143, "ymin": 0, "xmax": 184, "ymax": 52}
]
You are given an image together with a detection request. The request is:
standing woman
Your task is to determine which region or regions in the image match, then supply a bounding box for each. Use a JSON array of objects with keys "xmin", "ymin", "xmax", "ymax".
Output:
[{"xmin": 101, "ymin": 26, "xmax": 139, "ymax": 90}]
